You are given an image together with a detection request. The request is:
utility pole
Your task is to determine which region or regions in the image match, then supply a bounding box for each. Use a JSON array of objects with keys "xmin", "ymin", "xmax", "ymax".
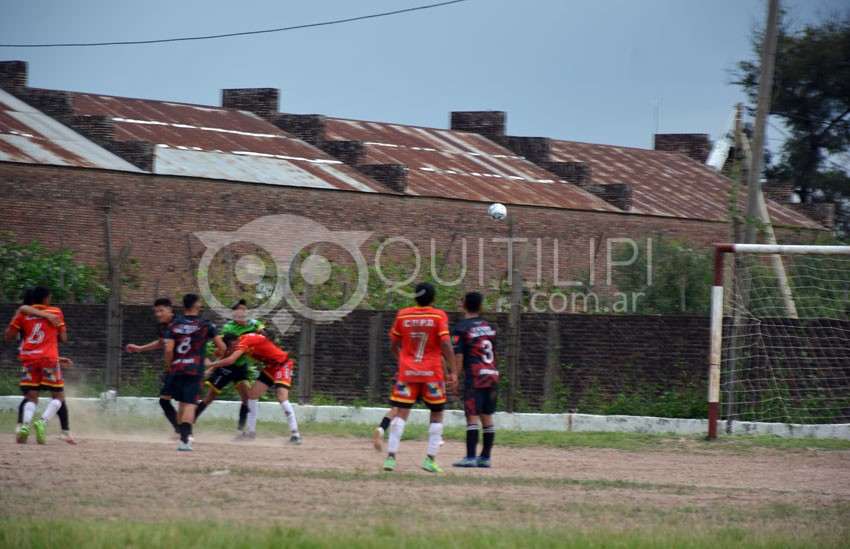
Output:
[{"xmin": 745, "ymin": 0, "xmax": 781, "ymax": 243}]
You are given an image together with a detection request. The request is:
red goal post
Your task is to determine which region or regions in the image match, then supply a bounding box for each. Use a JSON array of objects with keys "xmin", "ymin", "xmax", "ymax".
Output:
[{"xmin": 708, "ymin": 243, "xmax": 850, "ymax": 439}]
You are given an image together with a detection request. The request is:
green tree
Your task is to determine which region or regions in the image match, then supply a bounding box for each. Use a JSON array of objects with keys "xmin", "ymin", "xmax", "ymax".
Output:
[
  {"xmin": 735, "ymin": 13, "xmax": 850, "ymax": 239},
  {"xmin": 0, "ymin": 232, "xmax": 109, "ymax": 303}
]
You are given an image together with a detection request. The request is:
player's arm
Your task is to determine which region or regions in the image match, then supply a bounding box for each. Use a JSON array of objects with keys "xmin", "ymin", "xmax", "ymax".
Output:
[
  {"xmin": 207, "ymin": 349, "xmax": 244, "ymax": 370},
  {"xmin": 164, "ymin": 338, "xmax": 175, "ymax": 370},
  {"xmin": 16, "ymin": 305, "xmax": 62, "ymax": 327},
  {"xmin": 4, "ymin": 325, "xmax": 19, "ymax": 342},
  {"xmin": 212, "ymin": 335, "xmax": 226, "ymax": 356},
  {"xmin": 127, "ymin": 339, "xmax": 164, "ymax": 353},
  {"xmin": 442, "ymin": 338, "xmax": 457, "ymax": 385},
  {"xmin": 58, "ymin": 328, "xmax": 68, "ymax": 343},
  {"xmin": 59, "ymin": 357, "xmax": 74, "ymax": 368},
  {"xmin": 390, "ymin": 339, "xmax": 402, "ymax": 360}
]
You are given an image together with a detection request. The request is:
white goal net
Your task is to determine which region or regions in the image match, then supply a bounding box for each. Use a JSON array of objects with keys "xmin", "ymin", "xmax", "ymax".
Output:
[{"xmin": 709, "ymin": 244, "xmax": 850, "ymax": 435}]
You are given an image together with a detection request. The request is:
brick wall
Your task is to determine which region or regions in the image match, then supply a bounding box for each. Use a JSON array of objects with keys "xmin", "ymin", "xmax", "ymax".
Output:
[{"xmin": 0, "ymin": 303, "xmax": 709, "ymax": 411}]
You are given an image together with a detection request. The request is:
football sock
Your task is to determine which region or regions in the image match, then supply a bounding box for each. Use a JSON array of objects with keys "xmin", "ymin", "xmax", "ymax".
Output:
[
  {"xmin": 17, "ymin": 399, "xmax": 25, "ymax": 424},
  {"xmin": 179, "ymin": 422, "xmax": 192, "ymax": 444},
  {"xmin": 238, "ymin": 404, "xmax": 249, "ymax": 431},
  {"xmin": 379, "ymin": 416, "xmax": 391, "ymax": 431},
  {"xmin": 159, "ymin": 398, "xmax": 179, "ymax": 432},
  {"xmin": 58, "ymin": 401, "xmax": 70, "ymax": 431},
  {"xmin": 195, "ymin": 401, "xmax": 207, "ymax": 420},
  {"xmin": 247, "ymin": 399, "xmax": 259, "ymax": 432},
  {"xmin": 466, "ymin": 423, "xmax": 481, "ymax": 458},
  {"xmin": 23, "ymin": 401, "xmax": 36, "ymax": 425},
  {"xmin": 42, "ymin": 398, "xmax": 62, "ymax": 424},
  {"xmin": 281, "ymin": 400, "xmax": 298, "ymax": 435},
  {"xmin": 387, "ymin": 417, "xmax": 405, "ymax": 454},
  {"xmin": 427, "ymin": 421, "xmax": 443, "ymax": 457},
  {"xmin": 481, "ymin": 425, "xmax": 496, "ymax": 459}
]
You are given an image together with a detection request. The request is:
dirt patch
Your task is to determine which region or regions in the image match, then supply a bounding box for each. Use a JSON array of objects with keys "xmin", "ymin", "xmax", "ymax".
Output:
[{"xmin": 1, "ymin": 426, "xmax": 848, "ymax": 537}]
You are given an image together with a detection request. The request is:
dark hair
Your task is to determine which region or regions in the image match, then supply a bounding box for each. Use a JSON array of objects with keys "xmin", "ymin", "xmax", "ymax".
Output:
[
  {"xmin": 463, "ymin": 291, "xmax": 483, "ymax": 313},
  {"xmin": 183, "ymin": 293, "xmax": 201, "ymax": 310},
  {"xmin": 153, "ymin": 297, "xmax": 172, "ymax": 308},
  {"xmin": 414, "ymin": 282, "xmax": 436, "ymax": 306},
  {"xmin": 231, "ymin": 299, "xmax": 248, "ymax": 310},
  {"xmin": 222, "ymin": 333, "xmax": 239, "ymax": 345},
  {"xmin": 32, "ymin": 286, "xmax": 51, "ymax": 304},
  {"xmin": 21, "ymin": 288, "xmax": 35, "ymax": 306}
]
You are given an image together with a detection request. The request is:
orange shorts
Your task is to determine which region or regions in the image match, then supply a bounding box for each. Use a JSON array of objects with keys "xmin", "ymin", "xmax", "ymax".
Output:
[
  {"xmin": 20, "ymin": 358, "xmax": 64, "ymax": 390},
  {"xmin": 390, "ymin": 380, "xmax": 446, "ymax": 409},
  {"xmin": 257, "ymin": 360, "xmax": 293, "ymax": 388}
]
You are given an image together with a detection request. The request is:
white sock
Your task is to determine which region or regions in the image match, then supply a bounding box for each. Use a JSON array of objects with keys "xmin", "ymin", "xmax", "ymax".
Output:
[
  {"xmin": 23, "ymin": 402, "xmax": 36, "ymax": 425},
  {"xmin": 42, "ymin": 399, "xmax": 62, "ymax": 424},
  {"xmin": 247, "ymin": 399, "xmax": 259, "ymax": 432},
  {"xmin": 387, "ymin": 417, "xmax": 406, "ymax": 454},
  {"xmin": 427, "ymin": 422, "xmax": 443, "ymax": 457},
  {"xmin": 281, "ymin": 400, "xmax": 298, "ymax": 436}
]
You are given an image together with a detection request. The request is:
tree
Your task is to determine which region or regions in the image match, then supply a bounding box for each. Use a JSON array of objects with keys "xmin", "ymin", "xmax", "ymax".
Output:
[{"xmin": 735, "ymin": 13, "xmax": 850, "ymax": 239}]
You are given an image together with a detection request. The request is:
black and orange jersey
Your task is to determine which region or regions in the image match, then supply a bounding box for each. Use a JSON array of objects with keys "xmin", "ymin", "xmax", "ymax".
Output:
[
  {"xmin": 164, "ymin": 315, "xmax": 218, "ymax": 376},
  {"xmin": 389, "ymin": 305, "xmax": 450, "ymax": 383},
  {"xmin": 451, "ymin": 317, "xmax": 499, "ymax": 388},
  {"xmin": 8, "ymin": 305, "xmax": 66, "ymax": 361}
]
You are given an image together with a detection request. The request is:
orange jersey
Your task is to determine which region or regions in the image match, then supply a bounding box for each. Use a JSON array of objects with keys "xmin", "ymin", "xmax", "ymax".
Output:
[
  {"xmin": 236, "ymin": 333, "xmax": 290, "ymax": 366},
  {"xmin": 9, "ymin": 305, "xmax": 65, "ymax": 361},
  {"xmin": 389, "ymin": 306, "xmax": 450, "ymax": 383}
]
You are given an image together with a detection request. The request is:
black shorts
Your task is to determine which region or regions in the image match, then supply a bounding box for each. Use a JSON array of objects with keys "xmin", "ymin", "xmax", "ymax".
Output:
[
  {"xmin": 205, "ymin": 365, "xmax": 251, "ymax": 393},
  {"xmin": 170, "ymin": 375, "xmax": 204, "ymax": 404},
  {"xmin": 464, "ymin": 386, "xmax": 498, "ymax": 417},
  {"xmin": 159, "ymin": 372, "xmax": 175, "ymax": 397}
]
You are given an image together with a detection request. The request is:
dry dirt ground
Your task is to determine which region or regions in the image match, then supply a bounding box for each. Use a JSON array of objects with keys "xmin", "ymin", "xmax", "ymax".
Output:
[{"xmin": 1, "ymin": 425, "xmax": 849, "ymax": 541}]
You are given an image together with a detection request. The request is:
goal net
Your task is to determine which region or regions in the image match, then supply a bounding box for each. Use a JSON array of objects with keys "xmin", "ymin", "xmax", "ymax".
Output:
[{"xmin": 708, "ymin": 244, "xmax": 850, "ymax": 437}]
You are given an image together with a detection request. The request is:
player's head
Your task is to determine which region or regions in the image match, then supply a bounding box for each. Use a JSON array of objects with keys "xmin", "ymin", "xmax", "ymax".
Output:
[
  {"xmin": 231, "ymin": 299, "xmax": 248, "ymax": 322},
  {"xmin": 21, "ymin": 287, "xmax": 35, "ymax": 306},
  {"xmin": 32, "ymin": 285, "xmax": 51, "ymax": 305},
  {"xmin": 153, "ymin": 297, "xmax": 173, "ymax": 322},
  {"xmin": 222, "ymin": 332, "xmax": 240, "ymax": 353},
  {"xmin": 463, "ymin": 291, "xmax": 483, "ymax": 313},
  {"xmin": 414, "ymin": 282, "xmax": 436, "ymax": 306},
  {"xmin": 182, "ymin": 293, "xmax": 202, "ymax": 314}
]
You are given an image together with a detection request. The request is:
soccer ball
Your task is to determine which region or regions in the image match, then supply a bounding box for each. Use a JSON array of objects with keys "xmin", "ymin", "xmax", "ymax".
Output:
[{"xmin": 488, "ymin": 202, "xmax": 507, "ymax": 221}]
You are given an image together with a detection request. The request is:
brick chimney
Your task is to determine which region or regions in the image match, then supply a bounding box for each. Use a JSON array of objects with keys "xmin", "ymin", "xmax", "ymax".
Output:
[
  {"xmin": 790, "ymin": 203, "xmax": 836, "ymax": 230},
  {"xmin": 450, "ymin": 111, "xmax": 506, "ymax": 140},
  {"xmin": 273, "ymin": 114, "xmax": 327, "ymax": 147},
  {"xmin": 763, "ymin": 181, "xmax": 794, "ymax": 204},
  {"xmin": 654, "ymin": 134, "xmax": 711, "ymax": 163},
  {"xmin": 358, "ymin": 164, "xmax": 408, "ymax": 193},
  {"xmin": 222, "ymin": 88, "xmax": 279, "ymax": 120},
  {"xmin": 0, "ymin": 60, "xmax": 28, "ymax": 95}
]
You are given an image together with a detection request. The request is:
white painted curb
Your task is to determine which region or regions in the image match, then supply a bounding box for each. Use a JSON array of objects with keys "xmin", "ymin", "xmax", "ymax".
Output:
[{"xmin": 1, "ymin": 395, "xmax": 847, "ymax": 439}]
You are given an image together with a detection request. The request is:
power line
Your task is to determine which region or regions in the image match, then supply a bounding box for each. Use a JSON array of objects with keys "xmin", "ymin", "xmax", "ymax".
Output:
[{"xmin": 0, "ymin": 0, "xmax": 469, "ymax": 48}]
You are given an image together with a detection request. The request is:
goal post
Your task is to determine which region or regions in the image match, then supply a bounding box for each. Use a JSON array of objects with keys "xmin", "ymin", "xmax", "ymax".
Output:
[{"xmin": 708, "ymin": 243, "xmax": 850, "ymax": 439}]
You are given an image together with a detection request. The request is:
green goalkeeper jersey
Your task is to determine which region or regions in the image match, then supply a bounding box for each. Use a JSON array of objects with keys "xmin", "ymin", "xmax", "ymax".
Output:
[{"xmin": 207, "ymin": 318, "xmax": 265, "ymax": 369}]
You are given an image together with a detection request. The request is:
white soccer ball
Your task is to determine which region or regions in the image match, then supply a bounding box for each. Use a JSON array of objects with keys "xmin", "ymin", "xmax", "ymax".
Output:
[{"xmin": 488, "ymin": 202, "xmax": 507, "ymax": 221}]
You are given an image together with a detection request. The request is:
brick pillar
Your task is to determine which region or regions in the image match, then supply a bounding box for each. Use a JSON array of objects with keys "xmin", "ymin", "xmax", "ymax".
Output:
[
  {"xmin": 221, "ymin": 88, "xmax": 279, "ymax": 120},
  {"xmin": 450, "ymin": 111, "xmax": 506, "ymax": 140},
  {"xmin": 654, "ymin": 134, "xmax": 710, "ymax": 163},
  {"xmin": 0, "ymin": 60, "xmax": 27, "ymax": 94}
]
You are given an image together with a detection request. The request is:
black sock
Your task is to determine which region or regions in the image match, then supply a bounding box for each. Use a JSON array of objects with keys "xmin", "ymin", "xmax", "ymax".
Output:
[
  {"xmin": 238, "ymin": 404, "xmax": 249, "ymax": 431},
  {"xmin": 58, "ymin": 401, "xmax": 70, "ymax": 431},
  {"xmin": 481, "ymin": 425, "xmax": 495, "ymax": 459},
  {"xmin": 159, "ymin": 398, "xmax": 179, "ymax": 432},
  {"xmin": 380, "ymin": 416, "xmax": 391, "ymax": 431},
  {"xmin": 18, "ymin": 399, "xmax": 25, "ymax": 424},
  {"xmin": 179, "ymin": 422, "xmax": 193, "ymax": 443},
  {"xmin": 195, "ymin": 401, "xmax": 207, "ymax": 420},
  {"xmin": 466, "ymin": 424, "xmax": 480, "ymax": 458}
]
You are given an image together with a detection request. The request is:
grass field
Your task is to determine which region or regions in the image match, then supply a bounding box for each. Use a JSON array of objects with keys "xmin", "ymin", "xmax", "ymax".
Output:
[{"xmin": 1, "ymin": 409, "xmax": 848, "ymax": 548}]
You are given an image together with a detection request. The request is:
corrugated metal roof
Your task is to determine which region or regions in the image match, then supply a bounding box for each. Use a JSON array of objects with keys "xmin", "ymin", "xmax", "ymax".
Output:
[
  {"xmin": 72, "ymin": 93, "xmax": 389, "ymax": 192},
  {"xmin": 549, "ymin": 140, "xmax": 823, "ymax": 229},
  {"xmin": 0, "ymin": 88, "xmax": 142, "ymax": 171},
  {"xmin": 324, "ymin": 118, "xmax": 619, "ymax": 212}
]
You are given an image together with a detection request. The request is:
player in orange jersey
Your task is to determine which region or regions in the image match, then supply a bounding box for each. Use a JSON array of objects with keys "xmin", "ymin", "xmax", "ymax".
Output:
[
  {"xmin": 5, "ymin": 286, "xmax": 69, "ymax": 444},
  {"xmin": 382, "ymin": 282, "xmax": 456, "ymax": 473},
  {"xmin": 206, "ymin": 332, "xmax": 302, "ymax": 445}
]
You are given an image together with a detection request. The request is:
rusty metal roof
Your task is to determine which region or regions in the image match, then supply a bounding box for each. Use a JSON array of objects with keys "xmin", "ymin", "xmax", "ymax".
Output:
[
  {"xmin": 324, "ymin": 118, "xmax": 619, "ymax": 212},
  {"xmin": 71, "ymin": 93, "xmax": 389, "ymax": 193},
  {"xmin": 0, "ymin": 88, "xmax": 142, "ymax": 171},
  {"xmin": 549, "ymin": 140, "xmax": 823, "ymax": 229}
]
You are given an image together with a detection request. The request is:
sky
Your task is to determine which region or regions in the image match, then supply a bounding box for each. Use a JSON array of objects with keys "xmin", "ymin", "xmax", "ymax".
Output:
[{"xmin": 0, "ymin": 0, "xmax": 846, "ymax": 151}]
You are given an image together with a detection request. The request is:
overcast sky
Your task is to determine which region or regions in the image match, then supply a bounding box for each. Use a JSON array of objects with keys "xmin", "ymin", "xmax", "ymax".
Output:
[{"xmin": 1, "ymin": 0, "xmax": 846, "ymax": 151}]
